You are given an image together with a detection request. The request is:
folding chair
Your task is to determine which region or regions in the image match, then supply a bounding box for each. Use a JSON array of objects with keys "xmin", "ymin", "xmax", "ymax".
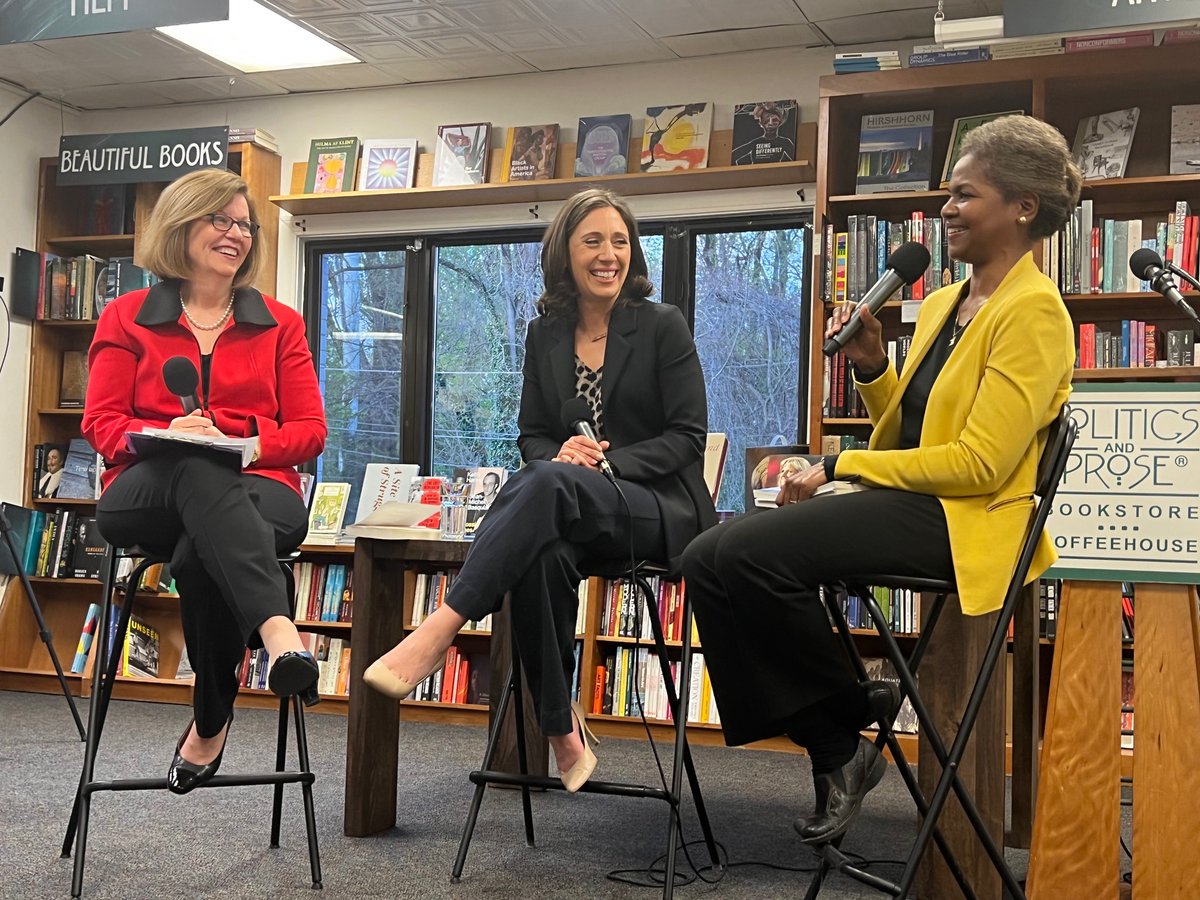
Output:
[
  {"xmin": 61, "ymin": 546, "xmax": 322, "ymax": 898},
  {"xmin": 452, "ymin": 559, "xmax": 722, "ymax": 900},
  {"xmin": 805, "ymin": 404, "xmax": 1076, "ymax": 899}
]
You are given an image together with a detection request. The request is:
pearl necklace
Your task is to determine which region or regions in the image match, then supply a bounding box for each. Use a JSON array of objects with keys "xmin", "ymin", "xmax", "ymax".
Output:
[{"xmin": 181, "ymin": 291, "xmax": 235, "ymax": 331}]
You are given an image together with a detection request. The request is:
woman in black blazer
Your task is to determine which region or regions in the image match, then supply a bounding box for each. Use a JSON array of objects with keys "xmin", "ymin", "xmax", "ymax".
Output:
[{"xmin": 365, "ymin": 188, "xmax": 714, "ymax": 791}]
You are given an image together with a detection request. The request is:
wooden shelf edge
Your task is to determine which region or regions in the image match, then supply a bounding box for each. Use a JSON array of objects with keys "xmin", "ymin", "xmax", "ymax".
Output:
[
  {"xmin": 271, "ymin": 160, "xmax": 813, "ymax": 215},
  {"xmin": 1073, "ymin": 366, "xmax": 1200, "ymax": 381}
]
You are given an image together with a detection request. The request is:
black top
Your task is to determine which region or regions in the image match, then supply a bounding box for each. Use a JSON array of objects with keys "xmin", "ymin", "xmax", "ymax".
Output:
[
  {"xmin": 200, "ymin": 352, "xmax": 212, "ymax": 407},
  {"xmin": 898, "ymin": 284, "xmax": 968, "ymax": 449}
]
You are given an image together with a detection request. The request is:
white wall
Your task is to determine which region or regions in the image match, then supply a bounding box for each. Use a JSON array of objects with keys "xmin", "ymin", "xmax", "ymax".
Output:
[{"xmin": 0, "ymin": 86, "xmax": 79, "ymax": 506}]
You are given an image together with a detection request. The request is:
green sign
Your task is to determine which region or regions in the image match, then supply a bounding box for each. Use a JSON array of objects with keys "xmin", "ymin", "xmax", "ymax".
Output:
[
  {"xmin": 58, "ymin": 127, "xmax": 230, "ymax": 185},
  {"xmin": 0, "ymin": 1, "xmax": 228, "ymax": 45},
  {"xmin": 1004, "ymin": 0, "xmax": 1200, "ymax": 38},
  {"xmin": 1048, "ymin": 382, "xmax": 1200, "ymax": 584}
]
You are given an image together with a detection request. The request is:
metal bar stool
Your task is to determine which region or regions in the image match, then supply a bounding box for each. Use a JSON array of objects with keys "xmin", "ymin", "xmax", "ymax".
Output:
[
  {"xmin": 61, "ymin": 545, "xmax": 323, "ymax": 898},
  {"xmin": 452, "ymin": 560, "xmax": 722, "ymax": 899},
  {"xmin": 804, "ymin": 405, "xmax": 1076, "ymax": 899}
]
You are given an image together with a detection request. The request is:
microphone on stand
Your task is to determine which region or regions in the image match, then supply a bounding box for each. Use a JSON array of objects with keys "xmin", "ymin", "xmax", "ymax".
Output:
[
  {"xmin": 162, "ymin": 356, "xmax": 202, "ymax": 414},
  {"xmin": 823, "ymin": 241, "xmax": 932, "ymax": 357},
  {"xmin": 560, "ymin": 397, "xmax": 616, "ymax": 484},
  {"xmin": 1129, "ymin": 248, "xmax": 1200, "ymax": 335}
]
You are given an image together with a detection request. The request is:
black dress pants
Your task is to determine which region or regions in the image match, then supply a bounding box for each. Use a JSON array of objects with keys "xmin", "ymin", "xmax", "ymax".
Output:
[
  {"xmin": 682, "ymin": 488, "xmax": 952, "ymax": 747},
  {"xmin": 95, "ymin": 452, "xmax": 309, "ymax": 738},
  {"xmin": 446, "ymin": 460, "xmax": 665, "ymax": 737}
]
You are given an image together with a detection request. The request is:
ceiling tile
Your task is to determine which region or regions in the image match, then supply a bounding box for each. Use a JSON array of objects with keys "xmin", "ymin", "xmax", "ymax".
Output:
[
  {"xmin": 608, "ymin": 0, "xmax": 807, "ymax": 38},
  {"xmin": 375, "ymin": 54, "xmax": 536, "ymax": 82},
  {"xmin": 374, "ymin": 8, "xmax": 466, "ymax": 36},
  {"xmin": 149, "ymin": 75, "xmax": 289, "ymax": 104},
  {"xmin": 662, "ymin": 24, "xmax": 826, "ymax": 56},
  {"xmin": 445, "ymin": 0, "xmax": 550, "ymax": 30},
  {"xmin": 517, "ymin": 41, "xmax": 677, "ymax": 71},
  {"xmin": 353, "ymin": 37, "xmax": 429, "ymax": 63},
  {"xmin": 815, "ymin": 9, "xmax": 939, "ymax": 45},
  {"xmin": 520, "ymin": 0, "xmax": 631, "ymax": 30},
  {"xmin": 303, "ymin": 13, "xmax": 399, "ymax": 41},
  {"xmin": 258, "ymin": 63, "xmax": 409, "ymax": 91},
  {"xmin": 486, "ymin": 26, "xmax": 573, "ymax": 53},
  {"xmin": 267, "ymin": 0, "xmax": 360, "ymax": 13},
  {"xmin": 59, "ymin": 83, "xmax": 179, "ymax": 110},
  {"xmin": 406, "ymin": 32, "xmax": 500, "ymax": 58}
]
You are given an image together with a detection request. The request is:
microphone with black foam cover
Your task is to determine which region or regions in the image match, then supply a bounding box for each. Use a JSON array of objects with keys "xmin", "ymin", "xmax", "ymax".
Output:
[
  {"xmin": 560, "ymin": 397, "xmax": 616, "ymax": 483},
  {"xmin": 1130, "ymin": 247, "xmax": 1200, "ymax": 333},
  {"xmin": 162, "ymin": 356, "xmax": 202, "ymax": 415},
  {"xmin": 823, "ymin": 241, "xmax": 932, "ymax": 357}
]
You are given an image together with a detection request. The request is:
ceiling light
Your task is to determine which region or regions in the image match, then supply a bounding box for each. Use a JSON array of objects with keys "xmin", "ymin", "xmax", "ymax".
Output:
[{"xmin": 158, "ymin": 0, "xmax": 358, "ymax": 73}]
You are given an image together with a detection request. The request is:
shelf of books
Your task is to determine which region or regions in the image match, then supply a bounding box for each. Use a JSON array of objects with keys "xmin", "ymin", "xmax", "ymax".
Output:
[{"xmin": 270, "ymin": 123, "xmax": 817, "ymax": 217}]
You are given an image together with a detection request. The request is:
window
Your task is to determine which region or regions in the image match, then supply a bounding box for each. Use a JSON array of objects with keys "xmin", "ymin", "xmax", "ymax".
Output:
[
  {"xmin": 306, "ymin": 243, "xmax": 408, "ymax": 516},
  {"xmin": 690, "ymin": 224, "xmax": 809, "ymax": 512}
]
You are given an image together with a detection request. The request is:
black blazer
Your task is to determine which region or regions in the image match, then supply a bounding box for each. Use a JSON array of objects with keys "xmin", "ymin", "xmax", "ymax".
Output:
[{"xmin": 518, "ymin": 300, "xmax": 717, "ymax": 567}]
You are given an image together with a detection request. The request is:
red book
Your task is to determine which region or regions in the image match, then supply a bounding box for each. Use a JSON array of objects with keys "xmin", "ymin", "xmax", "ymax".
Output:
[
  {"xmin": 593, "ymin": 665, "xmax": 606, "ymax": 714},
  {"xmin": 1091, "ymin": 227, "xmax": 1101, "ymax": 293},
  {"xmin": 440, "ymin": 646, "xmax": 458, "ymax": 702},
  {"xmin": 1145, "ymin": 324, "xmax": 1158, "ymax": 366},
  {"xmin": 455, "ymin": 657, "xmax": 470, "ymax": 704},
  {"xmin": 1079, "ymin": 322, "xmax": 1095, "ymax": 369}
]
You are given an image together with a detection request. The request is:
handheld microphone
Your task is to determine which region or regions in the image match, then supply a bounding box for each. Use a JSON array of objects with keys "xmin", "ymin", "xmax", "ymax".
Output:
[
  {"xmin": 162, "ymin": 356, "xmax": 202, "ymax": 415},
  {"xmin": 1130, "ymin": 248, "xmax": 1200, "ymax": 333},
  {"xmin": 823, "ymin": 241, "xmax": 932, "ymax": 357},
  {"xmin": 560, "ymin": 397, "xmax": 616, "ymax": 483}
]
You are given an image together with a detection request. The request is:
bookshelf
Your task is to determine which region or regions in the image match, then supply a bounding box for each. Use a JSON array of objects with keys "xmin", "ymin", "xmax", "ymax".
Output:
[{"xmin": 0, "ymin": 143, "xmax": 282, "ymax": 705}]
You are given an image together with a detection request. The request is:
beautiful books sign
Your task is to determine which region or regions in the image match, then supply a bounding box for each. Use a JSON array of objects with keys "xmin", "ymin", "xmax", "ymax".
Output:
[{"xmin": 58, "ymin": 127, "xmax": 230, "ymax": 186}]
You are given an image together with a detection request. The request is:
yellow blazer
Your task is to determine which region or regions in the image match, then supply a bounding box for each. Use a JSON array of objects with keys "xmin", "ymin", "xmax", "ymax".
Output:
[{"xmin": 835, "ymin": 252, "xmax": 1074, "ymax": 616}]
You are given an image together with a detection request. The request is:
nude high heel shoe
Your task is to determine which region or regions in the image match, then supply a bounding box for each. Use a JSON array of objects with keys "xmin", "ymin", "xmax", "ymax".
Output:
[
  {"xmin": 560, "ymin": 701, "xmax": 600, "ymax": 793},
  {"xmin": 363, "ymin": 655, "xmax": 446, "ymax": 700}
]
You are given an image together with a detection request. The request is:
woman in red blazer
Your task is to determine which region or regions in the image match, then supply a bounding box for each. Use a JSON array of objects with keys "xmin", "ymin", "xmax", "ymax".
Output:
[
  {"xmin": 363, "ymin": 189, "xmax": 715, "ymax": 792},
  {"xmin": 82, "ymin": 169, "xmax": 326, "ymax": 795}
]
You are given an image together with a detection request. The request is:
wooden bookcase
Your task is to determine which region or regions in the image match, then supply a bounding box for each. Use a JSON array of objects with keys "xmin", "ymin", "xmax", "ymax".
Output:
[
  {"xmin": 810, "ymin": 44, "xmax": 1200, "ymax": 447},
  {"xmin": 0, "ymin": 143, "xmax": 282, "ymax": 703}
]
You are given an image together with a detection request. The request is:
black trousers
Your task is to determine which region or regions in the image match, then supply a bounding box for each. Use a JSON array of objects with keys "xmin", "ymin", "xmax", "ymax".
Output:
[
  {"xmin": 681, "ymin": 489, "xmax": 952, "ymax": 747},
  {"xmin": 96, "ymin": 453, "xmax": 309, "ymax": 738},
  {"xmin": 447, "ymin": 460, "xmax": 665, "ymax": 736}
]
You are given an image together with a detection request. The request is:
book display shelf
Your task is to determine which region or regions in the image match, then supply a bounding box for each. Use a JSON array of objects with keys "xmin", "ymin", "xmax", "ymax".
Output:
[{"xmin": 0, "ymin": 143, "xmax": 282, "ymax": 705}]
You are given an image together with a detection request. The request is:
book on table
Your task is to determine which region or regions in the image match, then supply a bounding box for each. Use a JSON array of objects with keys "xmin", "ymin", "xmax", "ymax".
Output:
[
  {"xmin": 353, "ymin": 462, "xmax": 420, "ymax": 528},
  {"xmin": 305, "ymin": 482, "xmax": 352, "ymax": 545},
  {"xmin": 345, "ymin": 501, "xmax": 441, "ymax": 541}
]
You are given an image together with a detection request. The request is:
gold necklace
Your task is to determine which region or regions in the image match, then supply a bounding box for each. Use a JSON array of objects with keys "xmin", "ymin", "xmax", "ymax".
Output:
[
  {"xmin": 181, "ymin": 291, "xmax": 235, "ymax": 331},
  {"xmin": 590, "ymin": 332, "xmax": 607, "ymax": 342},
  {"xmin": 949, "ymin": 315, "xmax": 970, "ymax": 348}
]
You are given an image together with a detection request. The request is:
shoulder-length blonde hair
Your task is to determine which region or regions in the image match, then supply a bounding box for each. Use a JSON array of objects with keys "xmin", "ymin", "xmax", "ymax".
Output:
[
  {"xmin": 138, "ymin": 168, "xmax": 263, "ymax": 289},
  {"xmin": 537, "ymin": 188, "xmax": 653, "ymax": 320}
]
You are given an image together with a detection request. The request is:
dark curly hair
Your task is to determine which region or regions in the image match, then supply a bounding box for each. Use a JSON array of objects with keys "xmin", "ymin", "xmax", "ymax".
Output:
[{"xmin": 537, "ymin": 188, "xmax": 653, "ymax": 320}]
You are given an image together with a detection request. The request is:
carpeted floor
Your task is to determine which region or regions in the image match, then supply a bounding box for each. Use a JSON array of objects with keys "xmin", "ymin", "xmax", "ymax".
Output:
[{"xmin": 2, "ymin": 690, "xmax": 1054, "ymax": 899}]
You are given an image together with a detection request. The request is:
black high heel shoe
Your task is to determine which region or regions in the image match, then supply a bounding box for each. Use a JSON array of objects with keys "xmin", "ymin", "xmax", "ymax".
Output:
[
  {"xmin": 168, "ymin": 714, "xmax": 233, "ymax": 796},
  {"xmin": 268, "ymin": 650, "xmax": 321, "ymax": 707}
]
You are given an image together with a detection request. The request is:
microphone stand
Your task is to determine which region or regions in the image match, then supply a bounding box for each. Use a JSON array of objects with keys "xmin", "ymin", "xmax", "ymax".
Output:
[
  {"xmin": 0, "ymin": 505, "xmax": 85, "ymax": 739},
  {"xmin": 1161, "ymin": 262, "xmax": 1200, "ymax": 337}
]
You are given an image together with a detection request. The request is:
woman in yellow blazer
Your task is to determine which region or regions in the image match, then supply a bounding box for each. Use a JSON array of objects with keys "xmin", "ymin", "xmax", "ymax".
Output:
[{"xmin": 684, "ymin": 115, "xmax": 1081, "ymax": 846}]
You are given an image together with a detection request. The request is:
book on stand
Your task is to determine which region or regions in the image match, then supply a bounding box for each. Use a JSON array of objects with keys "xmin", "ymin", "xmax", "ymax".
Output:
[
  {"xmin": 501, "ymin": 124, "xmax": 559, "ymax": 181},
  {"xmin": 353, "ymin": 463, "xmax": 420, "ymax": 529},
  {"xmin": 731, "ymin": 100, "xmax": 798, "ymax": 166},
  {"xmin": 357, "ymin": 139, "xmax": 418, "ymax": 190},
  {"xmin": 855, "ymin": 110, "xmax": 934, "ymax": 194},
  {"xmin": 574, "ymin": 114, "xmax": 632, "ymax": 177},
  {"xmin": 1072, "ymin": 108, "xmax": 1139, "ymax": 180},
  {"xmin": 1170, "ymin": 105, "xmax": 1200, "ymax": 176},
  {"xmin": 639, "ymin": 102, "xmax": 712, "ymax": 172},
  {"xmin": 433, "ymin": 122, "xmax": 491, "ymax": 186},
  {"xmin": 306, "ymin": 482, "xmax": 351, "ymax": 545},
  {"xmin": 122, "ymin": 614, "xmax": 161, "ymax": 678},
  {"xmin": 303, "ymin": 136, "xmax": 360, "ymax": 194}
]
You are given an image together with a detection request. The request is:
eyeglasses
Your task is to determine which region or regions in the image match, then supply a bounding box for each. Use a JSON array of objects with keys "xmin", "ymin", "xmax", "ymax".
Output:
[{"xmin": 203, "ymin": 212, "xmax": 260, "ymax": 238}]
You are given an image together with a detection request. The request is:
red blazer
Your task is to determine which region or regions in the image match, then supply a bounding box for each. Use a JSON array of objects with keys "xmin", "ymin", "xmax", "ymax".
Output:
[{"xmin": 82, "ymin": 280, "xmax": 326, "ymax": 495}]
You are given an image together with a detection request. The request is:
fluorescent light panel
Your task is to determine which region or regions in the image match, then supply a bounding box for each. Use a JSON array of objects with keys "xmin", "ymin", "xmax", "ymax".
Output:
[{"xmin": 158, "ymin": 0, "xmax": 358, "ymax": 73}]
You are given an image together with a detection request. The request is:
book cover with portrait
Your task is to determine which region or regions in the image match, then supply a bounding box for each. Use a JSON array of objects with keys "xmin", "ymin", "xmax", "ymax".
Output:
[
  {"xmin": 502, "ymin": 124, "xmax": 559, "ymax": 181},
  {"xmin": 731, "ymin": 100, "xmax": 798, "ymax": 166},
  {"xmin": 433, "ymin": 122, "xmax": 491, "ymax": 186},
  {"xmin": 744, "ymin": 445, "xmax": 817, "ymax": 510}
]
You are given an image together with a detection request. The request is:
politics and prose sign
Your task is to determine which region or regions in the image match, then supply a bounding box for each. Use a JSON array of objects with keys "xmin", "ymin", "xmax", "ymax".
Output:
[
  {"xmin": 58, "ymin": 127, "xmax": 230, "ymax": 185},
  {"xmin": 0, "ymin": 1, "xmax": 228, "ymax": 45},
  {"xmin": 1004, "ymin": 0, "xmax": 1200, "ymax": 38},
  {"xmin": 1048, "ymin": 382, "xmax": 1200, "ymax": 584}
]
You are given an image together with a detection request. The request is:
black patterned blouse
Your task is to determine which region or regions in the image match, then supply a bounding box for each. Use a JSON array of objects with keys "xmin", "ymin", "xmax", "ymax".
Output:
[{"xmin": 574, "ymin": 357, "xmax": 605, "ymax": 438}]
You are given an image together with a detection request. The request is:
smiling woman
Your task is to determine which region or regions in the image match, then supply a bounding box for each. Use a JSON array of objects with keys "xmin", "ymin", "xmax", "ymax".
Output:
[{"xmin": 81, "ymin": 168, "xmax": 328, "ymax": 794}]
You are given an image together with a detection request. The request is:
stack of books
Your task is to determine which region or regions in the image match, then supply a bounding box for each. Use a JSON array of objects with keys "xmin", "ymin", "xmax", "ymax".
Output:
[
  {"xmin": 908, "ymin": 44, "xmax": 989, "ymax": 68},
  {"xmin": 228, "ymin": 127, "xmax": 278, "ymax": 152},
  {"xmin": 834, "ymin": 50, "xmax": 900, "ymax": 74}
]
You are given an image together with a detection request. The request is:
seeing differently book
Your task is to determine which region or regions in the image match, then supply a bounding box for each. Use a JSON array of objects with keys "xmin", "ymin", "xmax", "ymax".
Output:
[
  {"xmin": 856, "ymin": 110, "xmax": 934, "ymax": 194},
  {"xmin": 731, "ymin": 100, "xmax": 799, "ymax": 166}
]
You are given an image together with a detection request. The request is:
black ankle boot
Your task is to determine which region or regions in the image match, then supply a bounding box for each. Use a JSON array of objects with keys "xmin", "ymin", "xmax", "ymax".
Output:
[
  {"xmin": 794, "ymin": 736, "xmax": 887, "ymax": 846},
  {"xmin": 859, "ymin": 679, "xmax": 901, "ymax": 731}
]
